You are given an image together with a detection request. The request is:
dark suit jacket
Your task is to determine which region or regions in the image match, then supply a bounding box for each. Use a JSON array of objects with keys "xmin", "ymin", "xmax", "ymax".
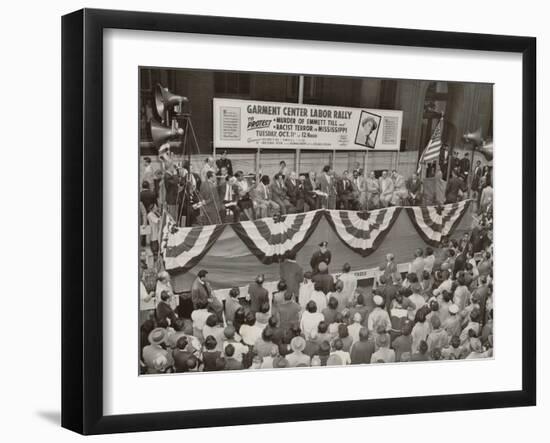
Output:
[
  {"xmin": 285, "ymin": 179, "xmax": 303, "ymax": 205},
  {"xmin": 337, "ymin": 178, "xmax": 353, "ymax": 199},
  {"xmin": 279, "ymin": 260, "xmax": 304, "ymax": 299}
]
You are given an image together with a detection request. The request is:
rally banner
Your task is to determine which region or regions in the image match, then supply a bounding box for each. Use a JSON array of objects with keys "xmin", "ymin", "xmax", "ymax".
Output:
[
  {"xmin": 164, "ymin": 223, "xmax": 227, "ymax": 273},
  {"xmin": 324, "ymin": 207, "xmax": 402, "ymax": 257},
  {"xmin": 213, "ymin": 98, "xmax": 403, "ymax": 151},
  {"xmin": 405, "ymin": 200, "xmax": 471, "ymax": 247},
  {"xmin": 231, "ymin": 210, "xmax": 324, "ymax": 264}
]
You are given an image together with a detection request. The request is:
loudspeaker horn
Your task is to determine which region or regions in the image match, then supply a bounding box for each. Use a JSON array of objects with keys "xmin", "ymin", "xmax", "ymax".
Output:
[
  {"xmin": 476, "ymin": 140, "xmax": 493, "ymax": 161},
  {"xmin": 150, "ymin": 120, "xmax": 183, "ymax": 148},
  {"xmin": 463, "ymin": 127, "xmax": 483, "ymax": 146},
  {"xmin": 154, "ymin": 84, "xmax": 188, "ymax": 120}
]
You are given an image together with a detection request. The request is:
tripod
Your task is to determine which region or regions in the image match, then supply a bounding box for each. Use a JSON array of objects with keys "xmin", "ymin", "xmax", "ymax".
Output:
[{"xmin": 174, "ymin": 113, "xmax": 221, "ymax": 227}]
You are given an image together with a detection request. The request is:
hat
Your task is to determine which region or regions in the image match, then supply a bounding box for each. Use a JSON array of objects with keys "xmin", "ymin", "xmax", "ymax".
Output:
[
  {"xmin": 353, "ymin": 312, "xmax": 362, "ymax": 322},
  {"xmin": 376, "ymin": 333, "xmax": 389, "ymax": 348},
  {"xmin": 290, "ymin": 336, "xmax": 306, "ymax": 352},
  {"xmin": 373, "ymin": 295, "xmax": 384, "ymax": 306},
  {"xmin": 148, "ymin": 327, "xmax": 167, "ymax": 345},
  {"xmin": 318, "ymin": 262, "xmax": 328, "ymax": 272},
  {"xmin": 449, "ymin": 304, "xmax": 459, "ymax": 314},
  {"xmin": 319, "ymin": 241, "xmax": 328, "ymax": 247}
]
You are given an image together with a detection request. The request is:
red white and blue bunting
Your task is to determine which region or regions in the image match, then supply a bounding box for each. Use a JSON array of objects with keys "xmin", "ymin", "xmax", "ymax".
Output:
[
  {"xmin": 324, "ymin": 207, "xmax": 402, "ymax": 257},
  {"xmin": 163, "ymin": 222, "xmax": 226, "ymax": 273},
  {"xmin": 231, "ymin": 210, "xmax": 324, "ymax": 264},
  {"xmin": 405, "ymin": 200, "xmax": 471, "ymax": 247}
]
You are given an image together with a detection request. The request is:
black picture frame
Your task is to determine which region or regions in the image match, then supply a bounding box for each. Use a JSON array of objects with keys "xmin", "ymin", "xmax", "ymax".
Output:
[{"xmin": 62, "ymin": 8, "xmax": 536, "ymax": 435}]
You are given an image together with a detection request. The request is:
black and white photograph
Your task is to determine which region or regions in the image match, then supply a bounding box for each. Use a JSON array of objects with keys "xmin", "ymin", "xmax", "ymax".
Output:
[{"xmin": 139, "ymin": 68, "xmax": 494, "ymax": 374}]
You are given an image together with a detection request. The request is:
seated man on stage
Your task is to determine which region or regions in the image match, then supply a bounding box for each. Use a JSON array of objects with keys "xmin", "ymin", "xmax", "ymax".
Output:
[
  {"xmin": 365, "ymin": 171, "xmax": 380, "ymax": 210},
  {"xmin": 271, "ymin": 173, "xmax": 294, "ymax": 215},
  {"xmin": 285, "ymin": 171, "xmax": 305, "ymax": 213},
  {"xmin": 406, "ymin": 172, "xmax": 423, "ymax": 206},
  {"xmin": 336, "ymin": 170, "xmax": 355, "ymax": 210},
  {"xmin": 234, "ymin": 170, "xmax": 255, "ymax": 221},
  {"xmin": 391, "ymin": 170, "xmax": 407, "ymax": 206},
  {"xmin": 218, "ymin": 175, "xmax": 241, "ymax": 223},
  {"xmin": 351, "ymin": 169, "xmax": 366, "ymax": 210},
  {"xmin": 302, "ymin": 172, "xmax": 319, "ymax": 211},
  {"xmin": 199, "ymin": 170, "xmax": 223, "ymax": 225},
  {"xmin": 251, "ymin": 175, "xmax": 280, "ymax": 218},
  {"xmin": 379, "ymin": 170, "xmax": 394, "ymax": 207}
]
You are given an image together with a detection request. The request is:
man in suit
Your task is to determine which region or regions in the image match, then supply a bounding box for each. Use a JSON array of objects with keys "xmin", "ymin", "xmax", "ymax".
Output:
[
  {"xmin": 460, "ymin": 152, "xmax": 471, "ymax": 182},
  {"xmin": 271, "ymin": 173, "xmax": 294, "ymax": 215},
  {"xmin": 379, "ymin": 170, "xmax": 394, "ymax": 207},
  {"xmin": 199, "ymin": 170, "xmax": 223, "ymax": 225},
  {"xmin": 365, "ymin": 171, "xmax": 380, "ymax": 210},
  {"xmin": 302, "ymin": 172, "xmax": 318, "ymax": 211},
  {"xmin": 285, "ymin": 171, "xmax": 305, "ymax": 213},
  {"xmin": 351, "ymin": 170, "xmax": 365, "ymax": 210},
  {"xmin": 215, "ymin": 150, "xmax": 233, "ymax": 176},
  {"xmin": 317, "ymin": 165, "xmax": 337, "ymax": 209},
  {"xmin": 310, "ymin": 241, "xmax": 332, "ymax": 275},
  {"xmin": 406, "ymin": 173, "xmax": 423, "ymax": 206},
  {"xmin": 337, "ymin": 170, "xmax": 354, "ymax": 210},
  {"xmin": 471, "ymin": 160, "xmax": 483, "ymax": 201},
  {"xmin": 218, "ymin": 175, "xmax": 241, "ymax": 223},
  {"xmin": 251, "ymin": 175, "xmax": 280, "ymax": 218},
  {"xmin": 191, "ymin": 269, "xmax": 223, "ymax": 322},
  {"xmin": 279, "ymin": 251, "xmax": 304, "ymax": 301},
  {"xmin": 445, "ymin": 170, "xmax": 467, "ymax": 203}
]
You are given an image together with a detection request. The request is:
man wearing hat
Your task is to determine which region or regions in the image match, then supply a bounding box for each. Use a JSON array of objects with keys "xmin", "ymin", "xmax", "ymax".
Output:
[
  {"xmin": 442, "ymin": 304, "xmax": 462, "ymax": 338},
  {"xmin": 216, "ymin": 150, "xmax": 233, "ymax": 176},
  {"xmin": 286, "ymin": 336, "xmax": 311, "ymax": 367},
  {"xmin": 310, "ymin": 241, "xmax": 331, "ymax": 276},
  {"xmin": 367, "ymin": 295, "xmax": 392, "ymax": 338},
  {"xmin": 142, "ymin": 328, "xmax": 174, "ymax": 374}
]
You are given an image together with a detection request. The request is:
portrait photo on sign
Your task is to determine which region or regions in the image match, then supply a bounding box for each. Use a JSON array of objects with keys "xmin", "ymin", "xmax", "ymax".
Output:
[
  {"xmin": 139, "ymin": 66, "xmax": 494, "ymax": 375},
  {"xmin": 354, "ymin": 110, "xmax": 382, "ymax": 149}
]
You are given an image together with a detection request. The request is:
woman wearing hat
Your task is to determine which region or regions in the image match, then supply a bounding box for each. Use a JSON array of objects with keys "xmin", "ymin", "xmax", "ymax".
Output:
[
  {"xmin": 286, "ymin": 336, "xmax": 311, "ymax": 367},
  {"xmin": 142, "ymin": 328, "xmax": 174, "ymax": 374}
]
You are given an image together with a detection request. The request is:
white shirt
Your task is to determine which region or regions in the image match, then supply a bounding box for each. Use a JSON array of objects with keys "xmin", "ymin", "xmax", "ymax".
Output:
[
  {"xmin": 298, "ymin": 281, "xmax": 314, "ymax": 310},
  {"xmin": 338, "ymin": 272, "xmax": 358, "ymax": 304},
  {"xmin": 300, "ymin": 311, "xmax": 324, "ymax": 339},
  {"xmin": 310, "ymin": 290, "xmax": 328, "ymax": 313},
  {"xmin": 424, "ymin": 255, "xmax": 435, "ymax": 272},
  {"xmin": 140, "ymin": 281, "xmax": 155, "ymax": 311}
]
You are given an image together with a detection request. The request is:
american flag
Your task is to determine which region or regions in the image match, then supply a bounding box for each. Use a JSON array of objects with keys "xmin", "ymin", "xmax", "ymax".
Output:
[{"xmin": 417, "ymin": 118, "xmax": 443, "ymax": 173}]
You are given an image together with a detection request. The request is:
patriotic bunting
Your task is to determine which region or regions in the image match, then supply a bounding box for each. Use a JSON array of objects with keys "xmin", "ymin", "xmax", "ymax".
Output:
[
  {"xmin": 231, "ymin": 210, "xmax": 324, "ymax": 264},
  {"xmin": 406, "ymin": 200, "xmax": 471, "ymax": 247},
  {"xmin": 324, "ymin": 207, "xmax": 402, "ymax": 257},
  {"xmin": 163, "ymin": 223, "xmax": 226, "ymax": 273}
]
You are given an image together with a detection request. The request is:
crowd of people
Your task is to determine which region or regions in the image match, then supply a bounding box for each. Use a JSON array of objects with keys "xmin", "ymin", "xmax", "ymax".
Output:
[
  {"xmin": 139, "ymin": 202, "xmax": 494, "ymax": 373},
  {"xmin": 140, "ymin": 148, "xmax": 494, "ymax": 231}
]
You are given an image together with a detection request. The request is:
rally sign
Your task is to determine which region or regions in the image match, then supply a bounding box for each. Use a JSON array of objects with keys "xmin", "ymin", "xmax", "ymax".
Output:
[{"xmin": 213, "ymin": 98, "xmax": 403, "ymax": 151}]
